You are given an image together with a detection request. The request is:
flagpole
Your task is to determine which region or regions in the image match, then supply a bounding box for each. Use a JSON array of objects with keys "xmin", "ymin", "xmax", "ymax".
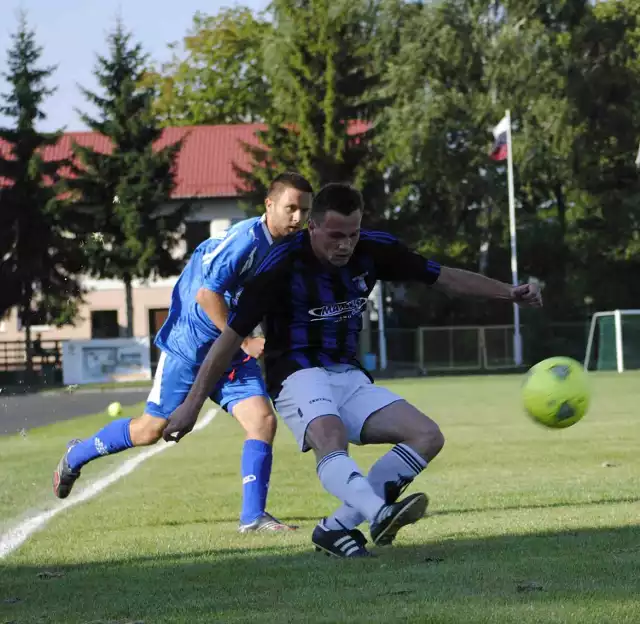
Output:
[
  {"xmin": 505, "ymin": 109, "xmax": 523, "ymax": 366},
  {"xmin": 376, "ymin": 281, "xmax": 388, "ymax": 370}
]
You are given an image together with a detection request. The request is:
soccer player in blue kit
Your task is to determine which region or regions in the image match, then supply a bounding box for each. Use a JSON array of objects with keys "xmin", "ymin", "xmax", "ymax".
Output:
[
  {"xmin": 53, "ymin": 172, "xmax": 314, "ymax": 533},
  {"xmin": 161, "ymin": 182, "xmax": 543, "ymax": 556}
]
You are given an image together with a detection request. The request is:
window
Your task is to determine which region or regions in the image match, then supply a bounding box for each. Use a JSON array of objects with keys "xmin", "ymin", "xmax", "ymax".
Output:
[
  {"xmin": 91, "ymin": 310, "xmax": 120, "ymax": 339},
  {"xmin": 185, "ymin": 221, "xmax": 212, "ymax": 255},
  {"xmin": 16, "ymin": 308, "xmax": 53, "ymax": 331}
]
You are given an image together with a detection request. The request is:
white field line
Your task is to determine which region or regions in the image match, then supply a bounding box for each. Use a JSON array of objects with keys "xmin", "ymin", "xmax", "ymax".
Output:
[{"xmin": 0, "ymin": 408, "xmax": 218, "ymax": 559}]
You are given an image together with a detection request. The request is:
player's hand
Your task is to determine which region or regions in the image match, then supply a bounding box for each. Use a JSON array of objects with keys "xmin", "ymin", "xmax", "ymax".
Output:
[
  {"xmin": 511, "ymin": 283, "xmax": 543, "ymax": 308},
  {"xmin": 162, "ymin": 403, "xmax": 199, "ymax": 443},
  {"xmin": 241, "ymin": 336, "xmax": 265, "ymax": 359}
]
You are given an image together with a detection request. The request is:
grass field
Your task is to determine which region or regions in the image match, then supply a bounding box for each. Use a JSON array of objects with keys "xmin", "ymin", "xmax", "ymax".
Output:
[{"xmin": 1, "ymin": 373, "xmax": 638, "ymax": 623}]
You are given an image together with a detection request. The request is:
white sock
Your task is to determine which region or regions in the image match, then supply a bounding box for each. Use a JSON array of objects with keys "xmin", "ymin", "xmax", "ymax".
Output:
[
  {"xmin": 324, "ymin": 444, "xmax": 428, "ymax": 530},
  {"xmin": 316, "ymin": 451, "xmax": 386, "ymax": 523}
]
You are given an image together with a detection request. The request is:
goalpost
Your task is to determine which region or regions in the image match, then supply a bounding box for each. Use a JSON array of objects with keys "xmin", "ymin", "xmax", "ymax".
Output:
[{"xmin": 584, "ymin": 310, "xmax": 640, "ymax": 372}]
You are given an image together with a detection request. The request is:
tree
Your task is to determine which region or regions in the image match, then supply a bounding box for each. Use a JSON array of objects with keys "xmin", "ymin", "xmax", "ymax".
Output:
[
  {"xmin": 378, "ymin": 0, "xmax": 601, "ymax": 324},
  {"xmin": 565, "ymin": 0, "xmax": 640, "ymax": 310},
  {"xmin": 144, "ymin": 7, "xmax": 273, "ymax": 126},
  {"xmin": 69, "ymin": 21, "xmax": 188, "ymax": 337},
  {"xmin": 237, "ymin": 0, "xmax": 389, "ymax": 227},
  {"xmin": 380, "ymin": 0, "xmax": 506, "ymax": 311},
  {"xmin": 0, "ymin": 13, "xmax": 85, "ymax": 368}
]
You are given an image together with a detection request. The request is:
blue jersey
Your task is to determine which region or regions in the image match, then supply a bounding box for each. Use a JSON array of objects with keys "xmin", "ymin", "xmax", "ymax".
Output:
[{"xmin": 155, "ymin": 215, "xmax": 274, "ymax": 367}]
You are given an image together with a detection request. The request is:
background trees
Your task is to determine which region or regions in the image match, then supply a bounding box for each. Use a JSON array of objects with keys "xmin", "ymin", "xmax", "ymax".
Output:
[
  {"xmin": 0, "ymin": 14, "xmax": 85, "ymax": 366},
  {"xmin": 68, "ymin": 22, "xmax": 188, "ymax": 337}
]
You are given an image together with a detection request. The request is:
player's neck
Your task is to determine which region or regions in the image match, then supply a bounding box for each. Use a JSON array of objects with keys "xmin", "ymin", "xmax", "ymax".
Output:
[{"xmin": 264, "ymin": 215, "xmax": 281, "ymax": 241}]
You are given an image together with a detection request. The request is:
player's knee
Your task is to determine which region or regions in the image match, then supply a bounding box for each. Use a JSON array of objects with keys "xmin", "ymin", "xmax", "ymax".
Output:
[
  {"xmin": 406, "ymin": 418, "xmax": 445, "ymax": 462},
  {"xmin": 233, "ymin": 397, "xmax": 277, "ymax": 443},
  {"xmin": 242, "ymin": 409, "xmax": 277, "ymax": 444},
  {"xmin": 129, "ymin": 414, "xmax": 166, "ymax": 446}
]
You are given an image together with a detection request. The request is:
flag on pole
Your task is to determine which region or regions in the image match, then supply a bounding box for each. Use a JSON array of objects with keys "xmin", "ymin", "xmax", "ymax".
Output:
[{"xmin": 490, "ymin": 115, "xmax": 510, "ymax": 161}]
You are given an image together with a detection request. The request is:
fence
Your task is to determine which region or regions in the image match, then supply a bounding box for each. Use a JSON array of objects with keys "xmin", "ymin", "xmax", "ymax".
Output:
[
  {"xmin": 367, "ymin": 322, "xmax": 590, "ymax": 373},
  {"xmin": 0, "ymin": 339, "xmax": 64, "ymax": 385},
  {"xmin": 0, "ymin": 322, "xmax": 591, "ymax": 385}
]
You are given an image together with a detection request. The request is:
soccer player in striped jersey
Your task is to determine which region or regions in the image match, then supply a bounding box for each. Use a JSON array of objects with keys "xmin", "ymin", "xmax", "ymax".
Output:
[
  {"xmin": 53, "ymin": 172, "xmax": 313, "ymax": 534},
  {"xmin": 163, "ymin": 182, "xmax": 543, "ymax": 556}
]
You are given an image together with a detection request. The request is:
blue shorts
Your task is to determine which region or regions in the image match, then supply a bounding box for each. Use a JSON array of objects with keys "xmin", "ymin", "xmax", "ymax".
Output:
[{"xmin": 145, "ymin": 351, "xmax": 269, "ymax": 418}]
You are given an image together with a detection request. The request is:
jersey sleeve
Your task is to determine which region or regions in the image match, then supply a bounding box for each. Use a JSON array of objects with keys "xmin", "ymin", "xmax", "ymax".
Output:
[
  {"xmin": 201, "ymin": 232, "xmax": 255, "ymax": 295},
  {"xmin": 361, "ymin": 231, "xmax": 441, "ymax": 284},
  {"xmin": 226, "ymin": 240, "xmax": 291, "ymax": 338}
]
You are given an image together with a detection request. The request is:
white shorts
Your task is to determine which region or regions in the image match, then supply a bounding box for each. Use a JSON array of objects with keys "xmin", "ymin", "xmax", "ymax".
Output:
[{"xmin": 274, "ymin": 367, "xmax": 402, "ymax": 452}]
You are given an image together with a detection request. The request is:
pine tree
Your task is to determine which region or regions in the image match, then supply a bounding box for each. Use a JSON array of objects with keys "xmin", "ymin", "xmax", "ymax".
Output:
[
  {"xmin": 237, "ymin": 0, "xmax": 389, "ymax": 225},
  {"xmin": 69, "ymin": 21, "xmax": 188, "ymax": 337},
  {"xmin": 0, "ymin": 13, "xmax": 85, "ymax": 368}
]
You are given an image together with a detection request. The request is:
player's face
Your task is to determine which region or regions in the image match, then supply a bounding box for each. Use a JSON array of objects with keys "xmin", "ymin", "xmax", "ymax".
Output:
[
  {"xmin": 309, "ymin": 209, "xmax": 362, "ymax": 267},
  {"xmin": 265, "ymin": 187, "xmax": 312, "ymax": 238}
]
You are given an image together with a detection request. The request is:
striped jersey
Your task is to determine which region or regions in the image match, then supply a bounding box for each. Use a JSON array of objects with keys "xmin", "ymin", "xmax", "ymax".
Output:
[
  {"xmin": 227, "ymin": 229, "xmax": 441, "ymax": 396},
  {"xmin": 155, "ymin": 215, "xmax": 273, "ymax": 367}
]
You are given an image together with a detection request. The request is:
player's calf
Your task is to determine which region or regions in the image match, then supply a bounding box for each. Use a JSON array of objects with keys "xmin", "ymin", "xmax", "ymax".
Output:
[
  {"xmin": 51, "ymin": 413, "xmax": 164, "ymax": 499},
  {"xmin": 361, "ymin": 400, "xmax": 445, "ymax": 463},
  {"xmin": 404, "ymin": 419, "xmax": 445, "ymax": 464},
  {"xmin": 231, "ymin": 396, "xmax": 295, "ymax": 529}
]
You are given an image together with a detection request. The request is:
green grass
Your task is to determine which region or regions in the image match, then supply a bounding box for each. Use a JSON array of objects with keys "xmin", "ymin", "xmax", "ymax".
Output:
[
  {"xmin": 0, "ymin": 403, "xmax": 149, "ymax": 527},
  {"xmin": 1, "ymin": 373, "xmax": 639, "ymax": 623}
]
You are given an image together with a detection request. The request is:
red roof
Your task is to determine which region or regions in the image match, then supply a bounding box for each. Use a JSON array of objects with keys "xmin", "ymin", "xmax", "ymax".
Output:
[
  {"xmin": 0, "ymin": 124, "xmax": 263, "ymax": 198},
  {"xmin": 0, "ymin": 121, "xmax": 370, "ymax": 198}
]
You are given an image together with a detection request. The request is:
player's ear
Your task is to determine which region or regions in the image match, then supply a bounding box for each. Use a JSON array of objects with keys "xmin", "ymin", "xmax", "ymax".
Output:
[{"xmin": 264, "ymin": 197, "xmax": 273, "ymax": 212}]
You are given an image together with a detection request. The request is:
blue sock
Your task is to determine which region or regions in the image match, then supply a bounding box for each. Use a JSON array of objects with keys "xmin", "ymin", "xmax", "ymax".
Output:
[
  {"xmin": 240, "ymin": 439, "xmax": 273, "ymax": 524},
  {"xmin": 66, "ymin": 418, "xmax": 134, "ymax": 471}
]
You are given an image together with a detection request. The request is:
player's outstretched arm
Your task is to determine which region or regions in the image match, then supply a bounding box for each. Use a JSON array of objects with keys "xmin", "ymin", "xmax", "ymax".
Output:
[
  {"xmin": 365, "ymin": 232, "xmax": 542, "ymax": 308},
  {"xmin": 364, "ymin": 231, "xmax": 542, "ymax": 307},
  {"xmin": 434, "ymin": 267, "xmax": 542, "ymax": 307},
  {"xmin": 163, "ymin": 328, "xmax": 244, "ymax": 443}
]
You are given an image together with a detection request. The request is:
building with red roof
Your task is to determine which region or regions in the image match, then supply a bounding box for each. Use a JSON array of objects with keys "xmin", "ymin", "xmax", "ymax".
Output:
[{"xmin": 0, "ymin": 124, "xmax": 265, "ymax": 348}]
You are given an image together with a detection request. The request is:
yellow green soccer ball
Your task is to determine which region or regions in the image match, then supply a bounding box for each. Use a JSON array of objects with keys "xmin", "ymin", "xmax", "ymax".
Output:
[
  {"xmin": 107, "ymin": 401, "xmax": 123, "ymax": 418},
  {"xmin": 522, "ymin": 357, "xmax": 590, "ymax": 429}
]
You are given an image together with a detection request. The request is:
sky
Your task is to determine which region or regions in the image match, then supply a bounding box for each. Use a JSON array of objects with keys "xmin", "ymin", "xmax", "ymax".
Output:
[{"xmin": 0, "ymin": 0, "xmax": 267, "ymax": 132}]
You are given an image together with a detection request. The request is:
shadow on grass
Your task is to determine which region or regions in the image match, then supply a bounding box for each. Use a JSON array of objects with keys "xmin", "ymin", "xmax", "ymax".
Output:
[
  {"xmin": 1, "ymin": 526, "xmax": 638, "ymax": 624},
  {"xmin": 140, "ymin": 495, "xmax": 640, "ymax": 528}
]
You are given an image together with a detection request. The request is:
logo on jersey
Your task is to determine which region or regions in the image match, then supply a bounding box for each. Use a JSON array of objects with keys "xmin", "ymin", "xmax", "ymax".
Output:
[
  {"xmin": 239, "ymin": 246, "xmax": 258, "ymax": 276},
  {"xmin": 352, "ymin": 272, "xmax": 369, "ymax": 292},
  {"xmin": 308, "ymin": 298, "xmax": 368, "ymax": 322},
  {"xmin": 231, "ymin": 287, "xmax": 244, "ymax": 307}
]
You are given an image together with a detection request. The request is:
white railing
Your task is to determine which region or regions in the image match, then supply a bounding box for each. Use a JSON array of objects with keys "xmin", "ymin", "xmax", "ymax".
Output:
[{"xmin": 367, "ymin": 325, "xmax": 523, "ymax": 373}]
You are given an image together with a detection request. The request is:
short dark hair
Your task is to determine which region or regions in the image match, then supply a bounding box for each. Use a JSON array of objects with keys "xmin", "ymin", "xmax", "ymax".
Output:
[
  {"xmin": 267, "ymin": 171, "xmax": 314, "ymax": 200},
  {"xmin": 310, "ymin": 183, "xmax": 364, "ymax": 221}
]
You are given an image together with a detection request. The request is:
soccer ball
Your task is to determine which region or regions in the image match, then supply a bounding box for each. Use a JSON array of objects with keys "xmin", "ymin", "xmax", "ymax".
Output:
[
  {"xmin": 107, "ymin": 401, "xmax": 123, "ymax": 418},
  {"xmin": 522, "ymin": 357, "xmax": 590, "ymax": 429}
]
